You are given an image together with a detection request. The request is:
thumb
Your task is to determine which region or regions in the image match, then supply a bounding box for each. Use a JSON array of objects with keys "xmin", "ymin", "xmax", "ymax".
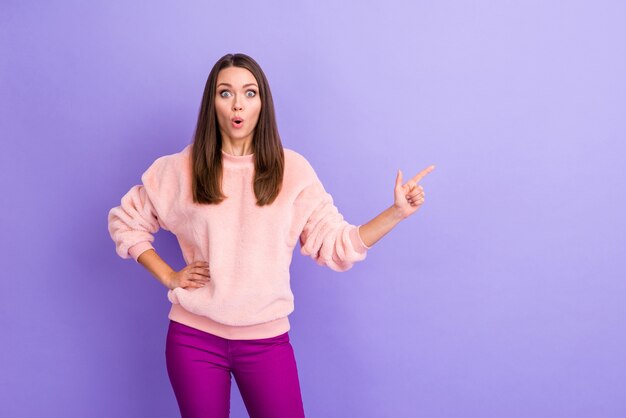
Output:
[{"xmin": 395, "ymin": 169, "xmax": 403, "ymax": 189}]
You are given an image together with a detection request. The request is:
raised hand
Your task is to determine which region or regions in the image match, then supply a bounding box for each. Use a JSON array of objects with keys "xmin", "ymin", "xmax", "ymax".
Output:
[{"xmin": 393, "ymin": 165, "xmax": 435, "ymax": 220}]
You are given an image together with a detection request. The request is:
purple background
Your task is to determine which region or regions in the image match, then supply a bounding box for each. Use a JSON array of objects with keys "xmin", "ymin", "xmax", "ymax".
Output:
[{"xmin": 1, "ymin": 1, "xmax": 625, "ymax": 417}]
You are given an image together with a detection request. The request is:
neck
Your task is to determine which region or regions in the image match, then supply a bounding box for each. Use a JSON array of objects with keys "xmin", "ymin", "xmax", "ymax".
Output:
[
  {"xmin": 221, "ymin": 149, "xmax": 254, "ymax": 166},
  {"xmin": 221, "ymin": 136, "xmax": 254, "ymax": 156}
]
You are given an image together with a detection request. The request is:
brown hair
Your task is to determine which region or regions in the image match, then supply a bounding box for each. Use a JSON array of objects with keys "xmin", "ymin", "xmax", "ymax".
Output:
[{"xmin": 190, "ymin": 53, "xmax": 284, "ymax": 206}]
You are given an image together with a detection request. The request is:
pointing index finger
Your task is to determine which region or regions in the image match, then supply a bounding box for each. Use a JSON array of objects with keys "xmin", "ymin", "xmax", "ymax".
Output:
[{"xmin": 411, "ymin": 165, "xmax": 435, "ymax": 184}]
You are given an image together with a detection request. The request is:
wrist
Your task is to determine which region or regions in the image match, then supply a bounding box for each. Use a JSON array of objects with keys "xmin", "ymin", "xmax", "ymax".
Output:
[
  {"xmin": 390, "ymin": 204, "xmax": 407, "ymax": 222},
  {"xmin": 162, "ymin": 270, "xmax": 176, "ymax": 290}
]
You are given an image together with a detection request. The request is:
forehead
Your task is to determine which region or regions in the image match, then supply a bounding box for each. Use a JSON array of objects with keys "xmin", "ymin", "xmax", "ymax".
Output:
[{"xmin": 216, "ymin": 66, "xmax": 258, "ymax": 86}]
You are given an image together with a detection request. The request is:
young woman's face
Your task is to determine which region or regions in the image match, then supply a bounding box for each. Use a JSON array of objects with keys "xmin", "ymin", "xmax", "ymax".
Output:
[{"xmin": 214, "ymin": 66, "xmax": 262, "ymax": 145}]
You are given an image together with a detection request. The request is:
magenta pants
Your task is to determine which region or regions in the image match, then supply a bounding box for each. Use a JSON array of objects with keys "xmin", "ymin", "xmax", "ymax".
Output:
[{"xmin": 165, "ymin": 319, "xmax": 306, "ymax": 418}]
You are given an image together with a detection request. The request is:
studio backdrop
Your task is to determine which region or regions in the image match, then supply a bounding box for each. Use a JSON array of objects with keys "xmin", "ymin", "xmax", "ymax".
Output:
[{"xmin": 1, "ymin": 1, "xmax": 625, "ymax": 417}]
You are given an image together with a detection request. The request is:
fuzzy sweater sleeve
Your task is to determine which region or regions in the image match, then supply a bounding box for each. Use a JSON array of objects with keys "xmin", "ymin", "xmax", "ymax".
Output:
[
  {"xmin": 107, "ymin": 157, "xmax": 167, "ymax": 262},
  {"xmin": 297, "ymin": 170, "xmax": 372, "ymax": 272}
]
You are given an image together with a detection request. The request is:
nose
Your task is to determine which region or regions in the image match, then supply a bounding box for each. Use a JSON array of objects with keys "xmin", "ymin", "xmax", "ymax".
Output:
[{"xmin": 233, "ymin": 96, "xmax": 243, "ymax": 111}]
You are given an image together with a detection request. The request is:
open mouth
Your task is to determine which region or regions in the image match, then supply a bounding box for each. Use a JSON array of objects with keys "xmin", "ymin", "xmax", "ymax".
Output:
[{"xmin": 231, "ymin": 117, "xmax": 244, "ymax": 128}]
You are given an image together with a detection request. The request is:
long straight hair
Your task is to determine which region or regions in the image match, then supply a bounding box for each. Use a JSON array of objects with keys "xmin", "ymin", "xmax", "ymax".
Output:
[{"xmin": 191, "ymin": 53, "xmax": 284, "ymax": 206}]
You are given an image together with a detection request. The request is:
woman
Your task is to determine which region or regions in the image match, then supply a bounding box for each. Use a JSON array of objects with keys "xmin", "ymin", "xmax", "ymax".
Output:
[{"xmin": 108, "ymin": 52, "xmax": 434, "ymax": 418}]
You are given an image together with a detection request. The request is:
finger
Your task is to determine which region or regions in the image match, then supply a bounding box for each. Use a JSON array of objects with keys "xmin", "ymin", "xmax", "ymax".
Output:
[
  {"xmin": 187, "ymin": 278, "xmax": 207, "ymax": 287},
  {"xmin": 190, "ymin": 272, "xmax": 210, "ymax": 282},
  {"xmin": 190, "ymin": 275, "xmax": 210, "ymax": 284},
  {"xmin": 411, "ymin": 165, "xmax": 435, "ymax": 184},
  {"xmin": 408, "ymin": 194, "xmax": 425, "ymax": 203},
  {"xmin": 407, "ymin": 183, "xmax": 423, "ymax": 192},
  {"xmin": 406, "ymin": 189, "xmax": 424, "ymax": 199},
  {"xmin": 188, "ymin": 265, "xmax": 206, "ymax": 274},
  {"xmin": 395, "ymin": 169, "xmax": 403, "ymax": 189},
  {"xmin": 406, "ymin": 188, "xmax": 424, "ymax": 197},
  {"xmin": 407, "ymin": 192, "xmax": 424, "ymax": 200},
  {"xmin": 187, "ymin": 267, "xmax": 210, "ymax": 280},
  {"xmin": 191, "ymin": 267, "xmax": 210, "ymax": 277}
]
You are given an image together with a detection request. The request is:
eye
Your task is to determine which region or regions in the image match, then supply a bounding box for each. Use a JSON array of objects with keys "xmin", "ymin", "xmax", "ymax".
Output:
[
  {"xmin": 219, "ymin": 90, "xmax": 232, "ymax": 97},
  {"xmin": 246, "ymin": 89, "xmax": 257, "ymax": 97}
]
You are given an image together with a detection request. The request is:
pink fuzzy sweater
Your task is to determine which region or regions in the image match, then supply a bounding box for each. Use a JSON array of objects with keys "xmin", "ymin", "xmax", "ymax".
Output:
[{"xmin": 108, "ymin": 144, "xmax": 370, "ymax": 339}]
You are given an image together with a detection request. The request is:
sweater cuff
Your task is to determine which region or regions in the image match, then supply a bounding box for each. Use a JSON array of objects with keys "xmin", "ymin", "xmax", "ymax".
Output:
[
  {"xmin": 350, "ymin": 225, "xmax": 372, "ymax": 253},
  {"xmin": 128, "ymin": 242, "xmax": 154, "ymax": 262}
]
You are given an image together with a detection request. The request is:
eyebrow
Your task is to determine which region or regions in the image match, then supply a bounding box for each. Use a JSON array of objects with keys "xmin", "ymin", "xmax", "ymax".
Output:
[{"xmin": 216, "ymin": 82, "xmax": 258, "ymax": 88}]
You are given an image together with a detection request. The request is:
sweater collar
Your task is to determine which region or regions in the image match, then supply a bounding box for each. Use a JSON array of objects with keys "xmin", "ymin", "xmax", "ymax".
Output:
[{"xmin": 221, "ymin": 149, "xmax": 254, "ymax": 166}]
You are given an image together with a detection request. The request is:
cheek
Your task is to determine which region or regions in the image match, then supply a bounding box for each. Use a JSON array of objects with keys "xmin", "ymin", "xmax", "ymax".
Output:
[
  {"xmin": 251, "ymin": 101, "xmax": 262, "ymax": 119},
  {"xmin": 215, "ymin": 103, "xmax": 226, "ymax": 118}
]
